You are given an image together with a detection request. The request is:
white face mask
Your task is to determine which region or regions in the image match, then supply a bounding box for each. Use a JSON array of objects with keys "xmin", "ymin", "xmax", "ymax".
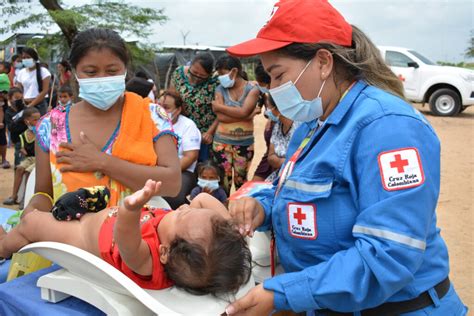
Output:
[
  {"xmin": 269, "ymin": 59, "xmax": 326, "ymax": 122},
  {"xmin": 218, "ymin": 73, "xmax": 235, "ymax": 88},
  {"xmin": 76, "ymin": 73, "xmax": 126, "ymax": 111}
]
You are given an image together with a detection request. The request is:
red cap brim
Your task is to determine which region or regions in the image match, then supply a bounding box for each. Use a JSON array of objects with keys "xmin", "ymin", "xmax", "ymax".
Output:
[{"xmin": 226, "ymin": 37, "xmax": 293, "ymax": 57}]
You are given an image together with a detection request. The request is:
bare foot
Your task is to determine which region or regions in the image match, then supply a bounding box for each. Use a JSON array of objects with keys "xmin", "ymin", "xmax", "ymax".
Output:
[{"xmin": 123, "ymin": 180, "xmax": 162, "ymax": 212}]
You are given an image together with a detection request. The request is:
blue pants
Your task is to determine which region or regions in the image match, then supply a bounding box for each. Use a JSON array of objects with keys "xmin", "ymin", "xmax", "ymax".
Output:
[
  {"xmin": 310, "ymin": 285, "xmax": 467, "ymax": 316},
  {"xmin": 198, "ymin": 143, "xmax": 210, "ymax": 162}
]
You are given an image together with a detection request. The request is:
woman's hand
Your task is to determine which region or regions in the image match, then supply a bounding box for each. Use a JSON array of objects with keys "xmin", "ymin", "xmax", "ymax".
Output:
[
  {"xmin": 56, "ymin": 131, "xmax": 107, "ymax": 173},
  {"xmin": 228, "ymin": 197, "xmax": 265, "ymax": 237},
  {"xmin": 202, "ymin": 131, "xmax": 214, "ymax": 145},
  {"xmin": 225, "ymin": 284, "xmax": 274, "ymax": 316}
]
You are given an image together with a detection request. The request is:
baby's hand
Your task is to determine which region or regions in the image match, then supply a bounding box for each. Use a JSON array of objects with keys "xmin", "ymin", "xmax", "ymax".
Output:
[{"xmin": 123, "ymin": 180, "xmax": 162, "ymax": 212}]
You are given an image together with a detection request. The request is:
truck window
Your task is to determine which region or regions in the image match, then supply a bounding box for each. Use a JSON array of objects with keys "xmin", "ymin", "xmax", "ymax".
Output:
[{"xmin": 385, "ymin": 51, "xmax": 414, "ymax": 68}]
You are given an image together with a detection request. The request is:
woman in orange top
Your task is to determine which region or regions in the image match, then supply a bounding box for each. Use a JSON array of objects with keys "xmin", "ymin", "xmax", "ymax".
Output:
[{"xmin": 23, "ymin": 28, "xmax": 181, "ymax": 216}]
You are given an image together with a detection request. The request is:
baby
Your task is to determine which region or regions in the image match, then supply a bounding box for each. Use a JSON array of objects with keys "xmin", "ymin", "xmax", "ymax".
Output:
[{"xmin": 0, "ymin": 180, "xmax": 252, "ymax": 295}]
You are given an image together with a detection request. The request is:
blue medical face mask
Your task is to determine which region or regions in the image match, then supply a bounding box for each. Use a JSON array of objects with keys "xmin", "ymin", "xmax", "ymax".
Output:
[
  {"xmin": 59, "ymin": 100, "xmax": 71, "ymax": 107},
  {"xmin": 14, "ymin": 62, "xmax": 23, "ymax": 70},
  {"xmin": 197, "ymin": 178, "xmax": 220, "ymax": 191},
  {"xmin": 269, "ymin": 59, "xmax": 326, "ymax": 122},
  {"xmin": 265, "ymin": 109, "xmax": 279, "ymax": 122},
  {"xmin": 22, "ymin": 58, "xmax": 35, "ymax": 68},
  {"xmin": 218, "ymin": 72, "xmax": 235, "ymax": 88},
  {"xmin": 77, "ymin": 73, "xmax": 126, "ymax": 111}
]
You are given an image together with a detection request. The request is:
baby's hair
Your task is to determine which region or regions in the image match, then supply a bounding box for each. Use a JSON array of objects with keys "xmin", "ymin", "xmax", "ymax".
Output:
[
  {"xmin": 23, "ymin": 107, "xmax": 40, "ymax": 119},
  {"xmin": 164, "ymin": 217, "xmax": 252, "ymax": 296},
  {"xmin": 0, "ymin": 61, "xmax": 11, "ymax": 74},
  {"xmin": 58, "ymin": 85, "xmax": 73, "ymax": 96}
]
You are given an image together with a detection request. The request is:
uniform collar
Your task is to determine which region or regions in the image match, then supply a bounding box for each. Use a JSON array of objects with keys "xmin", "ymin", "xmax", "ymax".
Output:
[{"xmin": 325, "ymin": 80, "xmax": 368, "ymax": 126}]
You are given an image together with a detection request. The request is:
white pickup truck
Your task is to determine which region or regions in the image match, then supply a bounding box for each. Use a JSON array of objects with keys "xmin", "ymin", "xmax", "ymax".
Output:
[{"xmin": 378, "ymin": 46, "xmax": 474, "ymax": 116}]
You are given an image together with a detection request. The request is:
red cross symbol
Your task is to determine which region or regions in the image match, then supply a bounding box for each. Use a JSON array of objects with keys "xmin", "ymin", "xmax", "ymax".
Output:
[
  {"xmin": 293, "ymin": 207, "xmax": 306, "ymax": 225},
  {"xmin": 390, "ymin": 154, "xmax": 409, "ymax": 173},
  {"xmin": 398, "ymin": 74, "xmax": 405, "ymax": 82}
]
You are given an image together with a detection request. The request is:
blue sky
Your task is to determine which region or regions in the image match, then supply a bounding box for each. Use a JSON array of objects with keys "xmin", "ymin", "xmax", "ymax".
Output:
[{"xmin": 3, "ymin": 0, "xmax": 473, "ymax": 62}]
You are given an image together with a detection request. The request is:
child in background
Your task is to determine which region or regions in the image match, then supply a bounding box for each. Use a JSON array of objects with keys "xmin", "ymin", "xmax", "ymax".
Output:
[
  {"xmin": 57, "ymin": 85, "xmax": 73, "ymax": 108},
  {"xmin": 0, "ymin": 180, "xmax": 252, "ymax": 294},
  {"xmin": 4, "ymin": 88, "xmax": 27, "ymax": 169},
  {"xmin": 0, "ymin": 61, "xmax": 11, "ymax": 169},
  {"xmin": 190, "ymin": 161, "xmax": 227, "ymax": 204},
  {"xmin": 3, "ymin": 107, "xmax": 40, "ymax": 206}
]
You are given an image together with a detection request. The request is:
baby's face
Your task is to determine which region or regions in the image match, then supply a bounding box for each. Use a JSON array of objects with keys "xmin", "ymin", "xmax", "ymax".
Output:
[{"xmin": 158, "ymin": 205, "xmax": 229, "ymax": 249}]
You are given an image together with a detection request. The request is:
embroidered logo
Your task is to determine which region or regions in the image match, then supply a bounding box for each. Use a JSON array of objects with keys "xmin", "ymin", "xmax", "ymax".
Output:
[
  {"xmin": 287, "ymin": 203, "xmax": 317, "ymax": 240},
  {"xmin": 378, "ymin": 148, "xmax": 425, "ymax": 191}
]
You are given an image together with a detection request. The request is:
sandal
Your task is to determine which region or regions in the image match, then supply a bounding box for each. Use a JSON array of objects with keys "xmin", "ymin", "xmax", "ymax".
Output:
[
  {"xmin": 2, "ymin": 161, "xmax": 11, "ymax": 169},
  {"xmin": 3, "ymin": 197, "xmax": 19, "ymax": 205}
]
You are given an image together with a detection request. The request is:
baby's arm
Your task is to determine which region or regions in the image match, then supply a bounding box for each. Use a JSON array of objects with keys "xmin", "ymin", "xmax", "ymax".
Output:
[
  {"xmin": 190, "ymin": 193, "xmax": 230, "ymax": 219},
  {"xmin": 114, "ymin": 180, "xmax": 162, "ymax": 276}
]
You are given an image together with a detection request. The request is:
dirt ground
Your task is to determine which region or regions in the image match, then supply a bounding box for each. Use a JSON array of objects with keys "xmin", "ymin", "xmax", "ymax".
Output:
[{"xmin": 0, "ymin": 103, "xmax": 472, "ymax": 309}]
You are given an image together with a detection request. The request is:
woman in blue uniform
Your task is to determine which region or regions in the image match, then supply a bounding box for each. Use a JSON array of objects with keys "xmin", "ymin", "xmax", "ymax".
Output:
[{"xmin": 225, "ymin": 1, "xmax": 468, "ymax": 315}]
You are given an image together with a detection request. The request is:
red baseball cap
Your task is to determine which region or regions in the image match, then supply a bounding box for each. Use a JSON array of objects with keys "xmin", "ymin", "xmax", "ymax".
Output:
[{"xmin": 227, "ymin": 0, "xmax": 352, "ymax": 57}]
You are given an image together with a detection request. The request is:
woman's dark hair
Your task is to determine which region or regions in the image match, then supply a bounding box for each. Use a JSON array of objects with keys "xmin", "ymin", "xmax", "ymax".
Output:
[
  {"xmin": 135, "ymin": 70, "xmax": 149, "ymax": 80},
  {"xmin": 191, "ymin": 52, "xmax": 215, "ymax": 75},
  {"xmin": 59, "ymin": 60, "xmax": 71, "ymax": 71},
  {"xmin": 216, "ymin": 54, "xmax": 248, "ymax": 80},
  {"xmin": 69, "ymin": 28, "xmax": 130, "ymax": 69},
  {"xmin": 276, "ymin": 25, "xmax": 404, "ymax": 99},
  {"xmin": 11, "ymin": 54, "xmax": 19, "ymax": 63},
  {"xmin": 160, "ymin": 90, "xmax": 183, "ymax": 108},
  {"xmin": 125, "ymin": 77, "xmax": 153, "ymax": 98},
  {"xmin": 164, "ymin": 217, "xmax": 252, "ymax": 296},
  {"xmin": 23, "ymin": 47, "xmax": 43, "ymax": 93},
  {"xmin": 254, "ymin": 62, "xmax": 270, "ymax": 85}
]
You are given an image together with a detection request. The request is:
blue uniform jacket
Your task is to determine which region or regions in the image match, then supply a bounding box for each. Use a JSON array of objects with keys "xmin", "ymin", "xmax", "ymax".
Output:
[{"xmin": 253, "ymin": 81, "xmax": 450, "ymax": 312}]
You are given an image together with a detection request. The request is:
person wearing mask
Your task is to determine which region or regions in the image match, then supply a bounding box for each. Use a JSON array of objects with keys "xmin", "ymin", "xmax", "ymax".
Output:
[
  {"xmin": 225, "ymin": 1, "xmax": 467, "ymax": 315},
  {"xmin": 23, "ymin": 28, "xmax": 181, "ymax": 218},
  {"xmin": 57, "ymin": 60, "xmax": 72, "ymax": 87},
  {"xmin": 169, "ymin": 53, "xmax": 219, "ymax": 162},
  {"xmin": 159, "ymin": 90, "xmax": 201, "ymax": 209},
  {"xmin": 265, "ymin": 95, "xmax": 301, "ymax": 182},
  {"xmin": 8, "ymin": 55, "xmax": 22, "ymax": 88},
  {"xmin": 56, "ymin": 85, "xmax": 73, "ymax": 108},
  {"xmin": 211, "ymin": 54, "xmax": 259, "ymax": 195},
  {"xmin": 3, "ymin": 87, "xmax": 27, "ymax": 169},
  {"xmin": 252, "ymin": 62, "xmax": 275, "ymax": 181},
  {"xmin": 15, "ymin": 48, "xmax": 51, "ymax": 116},
  {"xmin": 3, "ymin": 107, "xmax": 40, "ymax": 207}
]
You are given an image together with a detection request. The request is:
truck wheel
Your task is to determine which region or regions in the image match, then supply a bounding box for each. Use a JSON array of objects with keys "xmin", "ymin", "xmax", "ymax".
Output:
[{"xmin": 428, "ymin": 88, "xmax": 461, "ymax": 116}]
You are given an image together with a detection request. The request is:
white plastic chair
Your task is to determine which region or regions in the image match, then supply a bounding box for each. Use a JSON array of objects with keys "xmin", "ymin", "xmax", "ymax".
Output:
[{"xmin": 20, "ymin": 242, "xmax": 254, "ymax": 316}]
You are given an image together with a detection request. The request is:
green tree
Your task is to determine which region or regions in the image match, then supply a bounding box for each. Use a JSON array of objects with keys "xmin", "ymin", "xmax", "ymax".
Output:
[
  {"xmin": 466, "ymin": 30, "xmax": 474, "ymax": 58},
  {"xmin": 1, "ymin": 0, "xmax": 167, "ymax": 66}
]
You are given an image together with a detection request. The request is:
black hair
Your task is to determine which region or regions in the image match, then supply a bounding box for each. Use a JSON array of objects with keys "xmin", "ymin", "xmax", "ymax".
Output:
[
  {"xmin": 215, "ymin": 54, "xmax": 248, "ymax": 80},
  {"xmin": 125, "ymin": 77, "xmax": 153, "ymax": 98},
  {"xmin": 160, "ymin": 90, "xmax": 183, "ymax": 108},
  {"xmin": 23, "ymin": 106, "xmax": 40, "ymax": 119},
  {"xmin": 69, "ymin": 28, "xmax": 130, "ymax": 69},
  {"xmin": 135, "ymin": 70, "xmax": 149, "ymax": 79},
  {"xmin": 164, "ymin": 217, "xmax": 252, "ymax": 296},
  {"xmin": 11, "ymin": 54, "xmax": 19, "ymax": 63},
  {"xmin": 191, "ymin": 52, "xmax": 215, "ymax": 75},
  {"xmin": 0, "ymin": 61, "xmax": 11, "ymax": 74},
  {"xmin": 59, "ymin": 60, "xmax": 71, "ymax": 71},
  {"xmin": 58, "ymin": 85, "xmax": 73, "ymax": 96},
  {"xmin": 196, "ymin": 160, "xmax": 223, "ymax": 182},
  {"xmin": 254, "ymin": 62, "xmax": 270, "ymax": 85},
  {"xmin": 23, "ymin": 47, "xmax": 43, "ymax": 93},
  {"xmin": 8, "ymin": 87, "xmax": 23, "ymax": 99}
]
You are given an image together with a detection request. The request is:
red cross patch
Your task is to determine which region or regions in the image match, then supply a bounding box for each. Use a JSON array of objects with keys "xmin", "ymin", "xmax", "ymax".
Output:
[
  {"xmin": 378, "ymin": 148, "xmax": 425, "ymax": 191},
  {"xmin": 287, "ymin": 203, "xmax": 317, "ymax": 240}
]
